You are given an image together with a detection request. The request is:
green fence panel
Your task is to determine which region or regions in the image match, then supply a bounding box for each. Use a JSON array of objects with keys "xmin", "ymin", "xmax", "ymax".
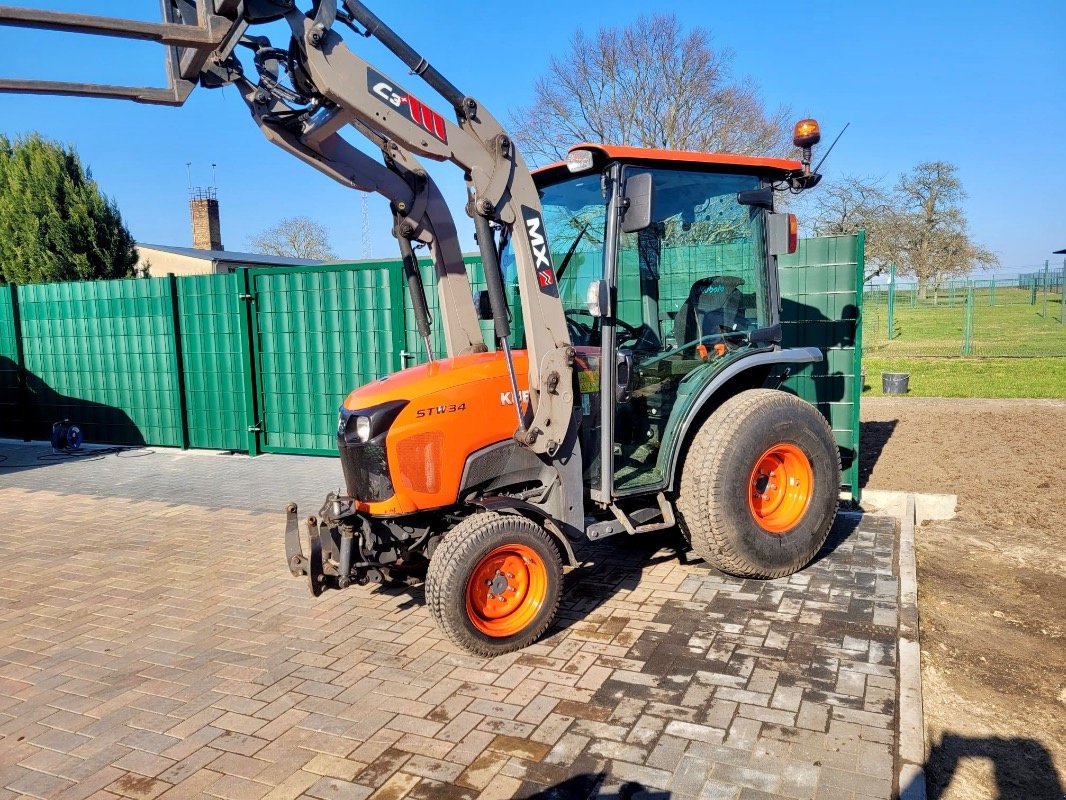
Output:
[
  {"xmin": 861, "ymin": 272, "xmax": 1066, "ymax": 357},
  {"xmin": 17, "ymin": 278, "xmax": 183, "ymax": 446},
  {"xmin": 0, "ymin": 285, "xmax": 23, "ymax": 438},
  {"xmin": 177, "ymin": 273, "xmax": 245, "ymax": 450},
  {"xmin": 251, "ymin": 264, "xmax": 405, "ymax": 454},
  {"xmin": 778, "ymin": 234, "xmax": 863, "ymax": 502}
]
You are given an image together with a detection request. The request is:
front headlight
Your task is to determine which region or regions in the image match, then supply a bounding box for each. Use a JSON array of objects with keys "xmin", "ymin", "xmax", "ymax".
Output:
[{"xmin": 354, "ymin": 416, "xmax": 371, "ymax": 443}]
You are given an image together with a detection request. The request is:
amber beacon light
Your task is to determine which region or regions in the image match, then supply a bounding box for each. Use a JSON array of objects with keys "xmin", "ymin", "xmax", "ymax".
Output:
[{"xmin": 792, "ymin": 118, "xmax": 822, "ymax": 149}]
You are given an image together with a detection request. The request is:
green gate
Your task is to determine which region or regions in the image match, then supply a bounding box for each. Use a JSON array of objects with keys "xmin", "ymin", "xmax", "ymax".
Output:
[{"xmin": 246, "ymin": 263, "xmax": 407, "ymax": 455}]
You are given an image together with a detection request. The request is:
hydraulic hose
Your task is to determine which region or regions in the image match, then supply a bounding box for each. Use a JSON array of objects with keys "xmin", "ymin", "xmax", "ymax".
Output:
[{"xmin": 340, "ymin": 1, "xmax": 467, "ymax": 114}]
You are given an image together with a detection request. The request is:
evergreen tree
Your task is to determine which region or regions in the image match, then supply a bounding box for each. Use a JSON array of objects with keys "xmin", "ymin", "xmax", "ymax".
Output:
[{"xmin": 0, "ymin": 133, "xmax": 138, "ymax": 284}]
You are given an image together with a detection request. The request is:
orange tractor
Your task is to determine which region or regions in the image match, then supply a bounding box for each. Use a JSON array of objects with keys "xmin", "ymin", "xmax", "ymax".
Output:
[{"xmin": 0, "ymin": 2, "xmax": 838, "ymax": 655}]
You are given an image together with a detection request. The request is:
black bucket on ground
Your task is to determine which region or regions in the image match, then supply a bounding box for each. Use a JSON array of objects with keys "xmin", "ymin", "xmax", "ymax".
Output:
[{"xmin": 882, "ymin": 372, "xmax": 910, "ymax": 394}]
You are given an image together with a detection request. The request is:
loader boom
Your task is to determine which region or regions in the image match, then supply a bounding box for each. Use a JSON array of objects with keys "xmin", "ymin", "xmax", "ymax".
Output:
[{"xmin": 0, "ymin": 0, "xmax": 575, "ymax": 454}]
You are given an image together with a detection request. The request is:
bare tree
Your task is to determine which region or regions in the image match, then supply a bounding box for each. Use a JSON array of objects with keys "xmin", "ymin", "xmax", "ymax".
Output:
[
  {"xmin": 809, "ymin": 175, "xmax": 896, "ymax": 282},
  {"xmin": 883, "ymin": 162, "xmax": 997, "ymax": 297},
  {"xmin": 810, "ymin": 164, "xmax": 996, "ymax": 291},
  {"xmin": 510, "ymin": 14, "xmax": 791, "ymax": 165},
  {"xmin": 247, "ymin": 215, "xmax": 337, "ymax": 260}
]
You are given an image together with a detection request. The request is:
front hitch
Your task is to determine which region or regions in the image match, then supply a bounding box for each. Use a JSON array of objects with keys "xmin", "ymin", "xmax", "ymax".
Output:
[
  {"xmin": 286, "ymin": 496, "xmax": 400, "ymax": 596},
  {"xmin": 284, "ymin": 503, "xmax": 336, "ymax": 597}
]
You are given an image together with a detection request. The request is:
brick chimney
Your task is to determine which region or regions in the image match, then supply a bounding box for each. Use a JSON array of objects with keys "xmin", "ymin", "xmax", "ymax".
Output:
[{"xmin": 190, "ymin": 188, "xmax": 223, "ymax": 251}]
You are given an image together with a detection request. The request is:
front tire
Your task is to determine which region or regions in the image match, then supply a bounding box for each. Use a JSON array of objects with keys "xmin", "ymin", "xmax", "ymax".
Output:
[
  {"xmin": 426, "ymin": 512, "xmax": 562, "ymax": 656},
  {"xmin": 677, "ymin": 389, "xmax": 840, "ymax": 578}
]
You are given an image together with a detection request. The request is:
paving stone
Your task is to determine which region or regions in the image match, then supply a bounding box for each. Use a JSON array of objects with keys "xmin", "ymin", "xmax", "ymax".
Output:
[{"xmin": 0, "ymin": 463, "xmax": 901, "ymax": 800}]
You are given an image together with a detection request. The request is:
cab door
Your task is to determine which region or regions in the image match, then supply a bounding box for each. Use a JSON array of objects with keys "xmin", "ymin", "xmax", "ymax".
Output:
[{"xmin": 605, "ymin": 166, "xmax": 776, "ymax": 495}]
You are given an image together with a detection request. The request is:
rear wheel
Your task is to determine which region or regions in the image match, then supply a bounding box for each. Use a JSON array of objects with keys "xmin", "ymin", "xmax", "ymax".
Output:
[
  {"xmin": 677, "ymin": 389, "xmax": 840, "ymax": 578},
  {"xmin": 426, "ymin": 512, "xmax": 562, "ymax": 656}
]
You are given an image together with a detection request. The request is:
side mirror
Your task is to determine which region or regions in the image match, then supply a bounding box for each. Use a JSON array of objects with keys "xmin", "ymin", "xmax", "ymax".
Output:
[
  {"xmin": 738, "ymin": 188, "xmax": 774, "ymax": 209},
  {"xmin": 621, "ymin": 172, "xmax": 653, "ymax": 234}
]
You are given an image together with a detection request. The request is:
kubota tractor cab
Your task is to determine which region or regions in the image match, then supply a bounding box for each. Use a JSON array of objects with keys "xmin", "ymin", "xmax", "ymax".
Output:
[{"xmin": 0, "ymin": 1, "xmax": 839, "ymax": 655}]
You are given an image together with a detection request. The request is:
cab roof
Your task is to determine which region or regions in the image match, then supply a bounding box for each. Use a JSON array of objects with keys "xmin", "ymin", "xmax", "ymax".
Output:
[{"xmin": 533, "ymin": 143, "xmax": 802, "ymax": 184}]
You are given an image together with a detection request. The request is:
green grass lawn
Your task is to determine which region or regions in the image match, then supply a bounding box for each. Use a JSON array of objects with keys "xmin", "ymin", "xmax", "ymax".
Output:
[
  {"xmin": 862, "ymin": 292, "xmax": 1066, "ymax": 358},
  {"xmin": 861, "ymin": 356, "xmax": 1066, "ymax": 399}
]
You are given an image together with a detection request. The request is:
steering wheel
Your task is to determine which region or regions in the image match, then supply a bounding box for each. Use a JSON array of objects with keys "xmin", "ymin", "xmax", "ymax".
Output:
[
  {"xmin": 564, "ymin": 309, "xmax": 595, "ymax": 342},
  {"xmin": 564, "ymin": 309, "xmax": 642, "ymax": 344}
]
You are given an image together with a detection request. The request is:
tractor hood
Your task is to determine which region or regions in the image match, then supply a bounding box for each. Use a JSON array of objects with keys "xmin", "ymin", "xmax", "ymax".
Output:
[{"xmin": 342, "ymin": 350, "xmax": 530, "ymax": 411}]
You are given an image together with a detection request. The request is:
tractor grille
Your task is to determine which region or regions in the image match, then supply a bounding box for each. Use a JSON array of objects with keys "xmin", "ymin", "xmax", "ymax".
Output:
[{"xmin": 338, "ymin": 439, "xmax": 395, "ymax": 502}]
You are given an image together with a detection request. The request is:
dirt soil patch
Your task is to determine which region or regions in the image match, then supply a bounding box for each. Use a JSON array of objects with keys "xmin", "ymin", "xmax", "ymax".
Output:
[{"xmin": 861, "ymin": 397, "xmax": 1066, "ymax": 800}]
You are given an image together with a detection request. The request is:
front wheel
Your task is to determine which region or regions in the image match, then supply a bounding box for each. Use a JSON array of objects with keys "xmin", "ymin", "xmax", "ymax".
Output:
[
  {"xmin": 426, "ymin": 512, "xmax": 562, "ymax": 656},
  {"xmin": 677, "ymin": 389, "xmax": 840, "ymax": 578}
]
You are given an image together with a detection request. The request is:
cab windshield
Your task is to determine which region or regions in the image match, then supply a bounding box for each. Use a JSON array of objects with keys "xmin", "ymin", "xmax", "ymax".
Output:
[{"xmin": 500, "ymin": 174, "xmax": 608, "ymax": 345}]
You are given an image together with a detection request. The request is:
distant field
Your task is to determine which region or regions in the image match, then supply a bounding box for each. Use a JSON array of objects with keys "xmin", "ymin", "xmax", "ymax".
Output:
[
  {"xmin": 862, "ymin": 290, "xmax": 1066, "ymax": 358},
  {"xmin": 861, "ymin": 356, "xmax": 1066, "ymax": 399}
]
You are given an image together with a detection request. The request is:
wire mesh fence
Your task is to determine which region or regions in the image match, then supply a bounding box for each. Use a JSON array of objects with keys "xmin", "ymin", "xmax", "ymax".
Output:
[{"xmin": 863, "ymin": 264, "xmax": 1066, "ymax": 357}]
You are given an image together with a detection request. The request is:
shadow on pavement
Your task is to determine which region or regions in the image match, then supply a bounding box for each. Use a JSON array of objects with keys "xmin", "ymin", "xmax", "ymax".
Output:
[
  {"xmin": 376, "ymin": 513, "xmax": 862, "ymax": 639},
  {"xmin": 903, "ymin": 734, "xmax": 1065, "ymax": 800},
  {"xmin": 519, "ymin": 775, "xmax": 670, "ymax": 799}
]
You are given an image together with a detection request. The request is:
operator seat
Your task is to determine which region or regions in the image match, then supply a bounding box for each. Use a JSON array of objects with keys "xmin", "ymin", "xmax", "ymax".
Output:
[{"xmin": 673, "ymin": 276, "xmax": 747, "ymax": 353}]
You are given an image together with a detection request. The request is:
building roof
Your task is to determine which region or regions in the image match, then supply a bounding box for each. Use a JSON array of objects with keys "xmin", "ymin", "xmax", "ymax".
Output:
[{"xmin": 137, "ymin": 243, "xmax": 326, "ymax": 267}]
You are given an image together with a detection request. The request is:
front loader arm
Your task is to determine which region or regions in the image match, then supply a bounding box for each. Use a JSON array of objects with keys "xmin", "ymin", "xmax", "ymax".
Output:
[
  {"xmin": 288, "ymin": 5, "xmax": 575, "ymax": 454},
  {"xmin": 0, "ymin": 1, "xmax": 576, "ymax": 454},
  {"xmin": 230, "ymin": 54, "xmax": 486, "ymax": 358}
]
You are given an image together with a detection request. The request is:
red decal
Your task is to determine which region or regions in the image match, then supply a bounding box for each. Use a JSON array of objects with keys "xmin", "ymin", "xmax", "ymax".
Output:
[
  {"xmin": 538, "ymin": 269, "xmax": 555, "ymax": 288},
  {"xmin": 407, "ymin": 95, "xmax": 447, "ymax": 143}
]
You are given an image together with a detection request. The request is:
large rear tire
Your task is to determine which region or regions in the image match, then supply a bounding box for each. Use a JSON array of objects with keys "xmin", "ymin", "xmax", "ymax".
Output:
[
  {"xmin": 677, "ymin": 389, "xmax": 840, "ymax": 578},
  {"xmin": 426, "ymin": 512, "xmax": 562, "ymax": 656}
]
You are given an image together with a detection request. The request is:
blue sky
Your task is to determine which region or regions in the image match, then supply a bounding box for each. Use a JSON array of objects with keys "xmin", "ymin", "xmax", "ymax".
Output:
[{"xmin": 0, "ymin": 0, "xmax": 1062, "ymax": 276}]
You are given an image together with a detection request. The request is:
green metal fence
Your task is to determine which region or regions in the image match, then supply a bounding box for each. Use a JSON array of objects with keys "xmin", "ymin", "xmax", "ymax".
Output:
[
  {"xmin": 249, "ymin": 263, "xmax": 407, "ymax": 455},
  {"xmin": 15, "ymin": 278, "xmax": 185, "ymax": 446},
  {"xmin": 1, "ymin": 235, "xmax": 862, "ymax": 501},
  {"xmin": 778, "ymin": 233, "xmax": 864, "ymax": 501},
  {"xmin": 862, "ymin": 263, "xmax": 1066, "ymax": 357}
]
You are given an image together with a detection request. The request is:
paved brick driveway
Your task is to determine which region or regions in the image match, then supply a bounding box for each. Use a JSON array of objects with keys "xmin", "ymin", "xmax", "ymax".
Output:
[{"xmin": 0, "ymin": 446, "xmax": 899, "ymax": 800}]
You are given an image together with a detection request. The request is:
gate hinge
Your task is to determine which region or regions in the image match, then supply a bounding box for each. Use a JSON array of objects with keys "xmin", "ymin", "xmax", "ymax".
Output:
[
  {"xmin": 247, "ymin": 423, "xmax": 263, "ymax": 433},
  {"xmin": 238, "ymin": 293, "xmax": 254, "ymax": 301}
]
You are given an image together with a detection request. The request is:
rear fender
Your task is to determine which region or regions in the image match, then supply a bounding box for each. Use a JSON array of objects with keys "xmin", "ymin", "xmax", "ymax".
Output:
[{"xmin": 663, "ymin": 347, "xmax": 824, "ymax": 491}]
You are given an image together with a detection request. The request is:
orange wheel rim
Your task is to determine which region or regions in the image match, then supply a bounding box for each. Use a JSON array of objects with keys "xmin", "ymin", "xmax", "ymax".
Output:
[
  {"xmin": 748, "ymin": 443, "xmax": 813, "ymax": 534},
  {"xmin": 465, "ymin": 544, "xmax": 547, "ymax": 638}
]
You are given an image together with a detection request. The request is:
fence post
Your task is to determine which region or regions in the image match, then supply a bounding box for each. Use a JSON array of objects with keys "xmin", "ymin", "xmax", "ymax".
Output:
[
  {"xmin": 887, "ymin": 264, "xmax": 895, "ymax": 340},
  {"xmin": 1042, "ymin": 260, "xmax": 1050, "ymax": 318},
  {"xmin": 237, "ymin": 269, "xmax": 261, "ymax": 456},
  {"xmin": 166, "ymin": 274, "xmax": 190, "ymax": 450},
  {"xmin": 5, "ymin": 283, "xmax": 31, "ymax": 441},
  {"xmin": 990, "ymin": 275, "xmax": 996, "ymax": 307},
  {"xmin": 1061, "ymin": 259, "xmax": 1065, "ymax": 325},
  {"xmin": 963, "ymin": 283, "xmax": 974, "ymax": 355}
]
